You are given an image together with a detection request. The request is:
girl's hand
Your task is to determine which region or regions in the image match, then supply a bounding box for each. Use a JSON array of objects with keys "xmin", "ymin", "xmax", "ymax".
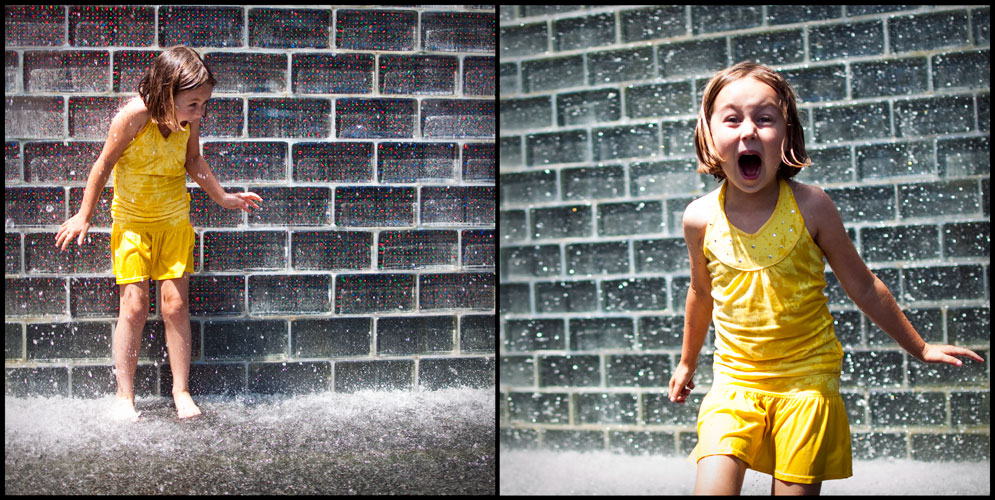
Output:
[
  {"xmin": 54, "ymin": 213, "xmax": 92, "ymax": 250},
  {"xmin": 669, "ymin": 362, "xmax": 696, "ymax": 404},
  {"xmin": 220, "ymin": 192, "xmax": 262, "ymax": 213},
  {"xmin": 918, "ymin": 343, "xmax": 984, "ymax": 367}
]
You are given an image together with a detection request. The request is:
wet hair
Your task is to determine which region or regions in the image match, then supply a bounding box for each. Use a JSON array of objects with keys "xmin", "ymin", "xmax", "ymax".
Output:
[
  {"xmin": 137, "ymin": 45, "xmax": 216, "ymax": 131},
  {"xmin": 694, "ymin": 61, "xmax": 810, "ymax": 181}
]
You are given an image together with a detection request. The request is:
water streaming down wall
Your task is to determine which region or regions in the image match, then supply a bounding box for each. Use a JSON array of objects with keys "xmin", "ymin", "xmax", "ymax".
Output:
[
  {"xmin": 5, "ymin": 5, "xmax": 496, "ymax": 396},
  {"xmin": 499, "ymin": 5, "xmax": 989, "ymax": 461}
]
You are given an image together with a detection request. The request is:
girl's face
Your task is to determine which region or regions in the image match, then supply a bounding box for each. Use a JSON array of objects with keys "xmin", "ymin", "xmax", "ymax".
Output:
[
  {"xmin": 708, "ymin": 77, "xmax": 786, "ymax": 193},
  {"xmin": 173, "ymin": 84, "xmax": 213, "ymax": 128}
]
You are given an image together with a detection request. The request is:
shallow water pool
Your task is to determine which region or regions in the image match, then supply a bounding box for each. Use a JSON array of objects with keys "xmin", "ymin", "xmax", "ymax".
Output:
[{"xmin": 6, "ymin": 388, "xmax": 494, "ymax": 495}]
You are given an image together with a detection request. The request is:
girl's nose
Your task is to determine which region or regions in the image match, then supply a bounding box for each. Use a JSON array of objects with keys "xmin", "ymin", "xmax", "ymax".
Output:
[{"xmin": 741, "ymin": 120, "xmax": 759, "ymax": 140}]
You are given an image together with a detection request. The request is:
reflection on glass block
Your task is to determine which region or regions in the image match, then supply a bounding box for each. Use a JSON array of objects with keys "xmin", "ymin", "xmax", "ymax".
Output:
[
  {"xmin": 5, "ymin": 97, "xmax": 64, "ymax": 139},
  {"xmin": 334, "ymin": 359, "xmax": 413, "ymax": 392},
  {"xmin": 294, "ymin": 142, "xmax": 373, "ymax": 182},
  {"xmin": 463, "ymin": 56, "xmax": 495, "ymax": 96},
  {"xmin": 334, "ymin": 187, "xmax": 415, "ymax": 227},
  {"xmin": 189, "ymin": 275, "xmax": 244, "ymax": 316},
  {"xmin": 525, "ymin": 130, "xmax": 588, "ymax": 166},
  {"xmin": 198, "ymin": 98, "xmax": 244, "ymax": 138},
  {"xmin": 206, "ymin": 52, "xmax": 287, "ymax": 93},
  {"xmin": 24, "ymin": 51, "xmax": 108, "ymax": 92},
  {"xmin": 248, "ymin": 187, "xmax": 331, "ymax": 227},
  {"xmin": 378, "ymin": 142, "xmax": 456, "ymax": 182},
  {"xmin": 462, "ymin": 143, "xmax": 495, "ymax": 182},
  {"xmin": 249, "ymin": 8, "xmax": 330, "ymax": 49},
  {"xmin": 203, "ymin": 231, "xmax": 286, "ymax": 271},
  {"xmin": 377, "ymin": 316, "xmax": 454, "ymax": 355},
  {"xmin": 111, "ymin": 50, "xmax": 158, "ymax": 93},
  {"xmin": 249, "ymin": 274, "xmax": 331, "ymax": 315},
  {"xmin": 203, "ymin": 141, "xmax": 287, "ymax": 182},
  {"xmin": 380, "ymin": 55, "xmax": 457, "ymax": 95},
  {"xmin": 419, "ymin": 273, "xmax": 493, "ymax": 310},
  {"xmin": 24, "ymin": 141, "xmax": 102, "ymax": 183},
  {"xmin": 421, "ymin": 186, "xmax": 495, "ymax": 226},
  {"xmin": 422, "ymin": 12, "xmax": 495, "ymax": 52},
  {"xmin": 6, "ymin": 277, "xmax": 66, "ymax": 316},
  {"xmin": 69, "ymin": 6, "xmax": 154, "ymax": 46},
  {"xmin": 336, "ymin": 10, "xmax": 417, "ymax": 51},
  {"xmin": 592, "ymin": 123, "xmax": 659, "ymax": 161},
  {"xmin": 6, "ymin": 187, "xmax": 65, "ymax": 227},
  {"xmin": 292, "ymin": 317, "xmax": 371, "ymax": 358},
  {"xmin": 336, "ymin": 98, "xmax": 416, "ymax": 139},
  {"xmin": 6, "ymin": 6, "xmax": 65, "ymax": 46},
  {"xmin": 158, "ymin": 6, "xmax": 243, "ymax": 48},
  {"xmin": 461, "ymin": 230, "xmax": 494, "ymax": 268},
  {"xmin": 24, "ymin": 231, "xmax": 111, "ymax": 274},
  {"xmin": 69, "ymin": 96, "xmax": 130, "ymax": 140},
  {"xmin": 292, "ymin": 231, "xmax": 372, "ymax": 270},
  {"xmin": 336, "ymin": 274, "xmax": 415, "ymax": 314},
  {"xmin": 460, "ymin": 315, "xmax": 493, "ymax": 353},
  {"xmin": 378, "ymin": 230, "xmax": 458, "ymax": 269},
  {"xmin": 248, "ymin": 98, "xmax": 331, "ymax": 138},
  {"xmin": 293, "ymin": 53, "xmax": 374, "ymax": 94},
  {"xmin": 422, "ymin": 99, "xmax": 494, "ymax": 138}
]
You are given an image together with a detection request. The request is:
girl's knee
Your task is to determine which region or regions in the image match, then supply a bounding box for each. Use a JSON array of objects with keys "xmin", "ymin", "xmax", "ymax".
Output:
[
  {"xmin": 119, "ymin": 283, "xmax": 150, "ymax": 322},
  {"xmin": 159, "ymin": 290, "xmax": 188, "ymax": 320}
]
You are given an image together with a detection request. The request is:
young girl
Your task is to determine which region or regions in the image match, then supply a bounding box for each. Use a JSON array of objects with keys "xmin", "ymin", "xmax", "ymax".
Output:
[
  {"xmin": 55, "ymin": 46, "xmax": 263, "ymax": 420},
  {"xmin": 668, "ymin": 62, "xmax": 983, "ymax": 495}
]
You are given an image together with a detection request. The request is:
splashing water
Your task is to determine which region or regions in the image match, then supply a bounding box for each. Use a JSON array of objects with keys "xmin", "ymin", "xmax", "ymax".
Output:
[{"xmin": 6, "ymin": 388, "xmax": 494, "ymax": 494}]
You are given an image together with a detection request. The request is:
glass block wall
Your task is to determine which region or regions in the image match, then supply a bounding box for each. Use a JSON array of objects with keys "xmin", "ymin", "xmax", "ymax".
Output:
[
  {"xmin": 499, "ymin": 5, "xmax": 989, "ymax": 461},
  {"xmin": 5, "ymin": 5, "xmax": 496, "ymax": 396}
]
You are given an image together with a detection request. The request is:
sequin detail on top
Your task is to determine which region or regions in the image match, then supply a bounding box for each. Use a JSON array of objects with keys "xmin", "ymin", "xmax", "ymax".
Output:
[
  {"xmin": 706, "ymin": 179, "xmax": 802, "ymax": 271},
  {"xmin": 702, "ymin": 179, "xmax": 843, "ymax": 393},
  {"xmin": 111, "ymin": 119, "xmax": 191, "ymax": 231}
]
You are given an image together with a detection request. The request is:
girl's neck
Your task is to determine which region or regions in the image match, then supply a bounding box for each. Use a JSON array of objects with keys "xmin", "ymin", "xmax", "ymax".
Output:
[{"xmin": 724, "ymin": 177, "xmax": 780, "ymax": 214}]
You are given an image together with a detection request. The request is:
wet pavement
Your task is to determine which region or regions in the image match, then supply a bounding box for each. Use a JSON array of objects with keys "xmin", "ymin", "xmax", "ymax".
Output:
[{"xmin": 5, "ymin": 388, "xmax": 494, "ymax": 494}]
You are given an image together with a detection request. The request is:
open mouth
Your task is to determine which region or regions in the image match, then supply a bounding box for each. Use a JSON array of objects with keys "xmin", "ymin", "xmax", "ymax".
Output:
[{"xmin": 738, "ymin": 152, "xmax": 762, "ymax": 180}]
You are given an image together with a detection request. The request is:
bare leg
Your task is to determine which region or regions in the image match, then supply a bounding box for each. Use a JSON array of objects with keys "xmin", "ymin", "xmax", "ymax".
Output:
[
  {"xmin": 772, "ymin": 478, "xmax": 822, "ymax": 495},
  {"xmin": 112, "ymin": 281, "xmax": 149, "ymax": 421},
  {"xmin": 695, "ymin": 455, "xmax": 747, "ymax": 495},
  {"xmin": 160, "ymin": 274, "xmax": 201, "ymax": 419}
]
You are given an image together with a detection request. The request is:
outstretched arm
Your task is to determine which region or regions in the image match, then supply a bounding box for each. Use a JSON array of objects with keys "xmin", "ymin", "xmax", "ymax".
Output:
[
  {"xmin": 184, "ymin": 118, "xmax": 262, "ymax": 213},
  {"xmin": 809, "ymin": 187, "xmax": 983, "ymax": 366}
]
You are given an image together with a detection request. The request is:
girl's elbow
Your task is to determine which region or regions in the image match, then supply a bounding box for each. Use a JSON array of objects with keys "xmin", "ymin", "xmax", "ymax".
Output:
[
  {"xmin": 844, "ymin": 271, "xmax": 884, "ymax": 305},
  {"xmin": 184, "ymin": 154, "xmax": 203, "ymax": 170}
]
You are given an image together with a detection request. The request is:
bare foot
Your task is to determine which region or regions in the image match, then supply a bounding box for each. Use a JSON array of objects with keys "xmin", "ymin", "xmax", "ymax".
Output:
[
  {"xmin": 173, "ymin": 391, "xmax": 202, "ymax": 419},
  {"xmin": 110, "ymin": 396, "xmax": 142, "ymax": 422}
]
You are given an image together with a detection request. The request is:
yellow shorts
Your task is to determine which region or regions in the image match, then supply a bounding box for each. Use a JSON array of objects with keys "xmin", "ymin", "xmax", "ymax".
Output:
[
  {"xmin": 688, "ymin": 376, "xmax": 852, "ymax": 484},
  {"xmin": 111, "ymin": 222, "xmax": 195, "ymax": 284}
]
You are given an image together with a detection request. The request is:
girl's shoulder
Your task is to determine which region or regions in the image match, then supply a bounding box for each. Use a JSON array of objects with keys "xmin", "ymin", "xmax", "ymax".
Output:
[
  {"xmin": 107, "ymin": 97, "xmax": 152, "ymax": 143},
  {"xmin": 787, "ymin": 179, "xmax": 838, "ymax": 241},
  {"xmin": 682, "ymin": 186, "xmax": 721, "ymax": 241},
  {"xmin": 117, "ymin": 96, "xmax": 151, "ymax": 125},
  {"xmin": 786, "ymin": 179, "xmax": 835, "ymax": 213}
]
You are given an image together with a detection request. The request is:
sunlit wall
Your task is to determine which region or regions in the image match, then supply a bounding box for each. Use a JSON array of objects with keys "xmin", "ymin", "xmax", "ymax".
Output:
[
  {"xmin": 5, "ymin": 5, "xmax": 496, "ymax": 395},
  {"xmin": 499, "ymin": 5, "xmax": 989, "ymax": 460}
]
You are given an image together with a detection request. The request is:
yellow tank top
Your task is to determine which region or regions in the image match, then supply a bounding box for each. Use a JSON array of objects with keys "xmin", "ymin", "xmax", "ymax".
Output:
[
  {"xmin": 702, "ymin": 179, "xmax": 843, "ymax": 394},
  {"xmin": 111, "ymin": 119, "xmax": 191, "ymax": 230}
]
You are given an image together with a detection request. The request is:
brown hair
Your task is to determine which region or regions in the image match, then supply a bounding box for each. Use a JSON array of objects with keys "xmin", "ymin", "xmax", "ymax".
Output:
[
  {"xmin": 694, "ymin": 61, "xmax": 810, "ymax": 181},
  {"xmin": 138, "ymin": 46, "xmax": 216, "ymax": 131}
]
